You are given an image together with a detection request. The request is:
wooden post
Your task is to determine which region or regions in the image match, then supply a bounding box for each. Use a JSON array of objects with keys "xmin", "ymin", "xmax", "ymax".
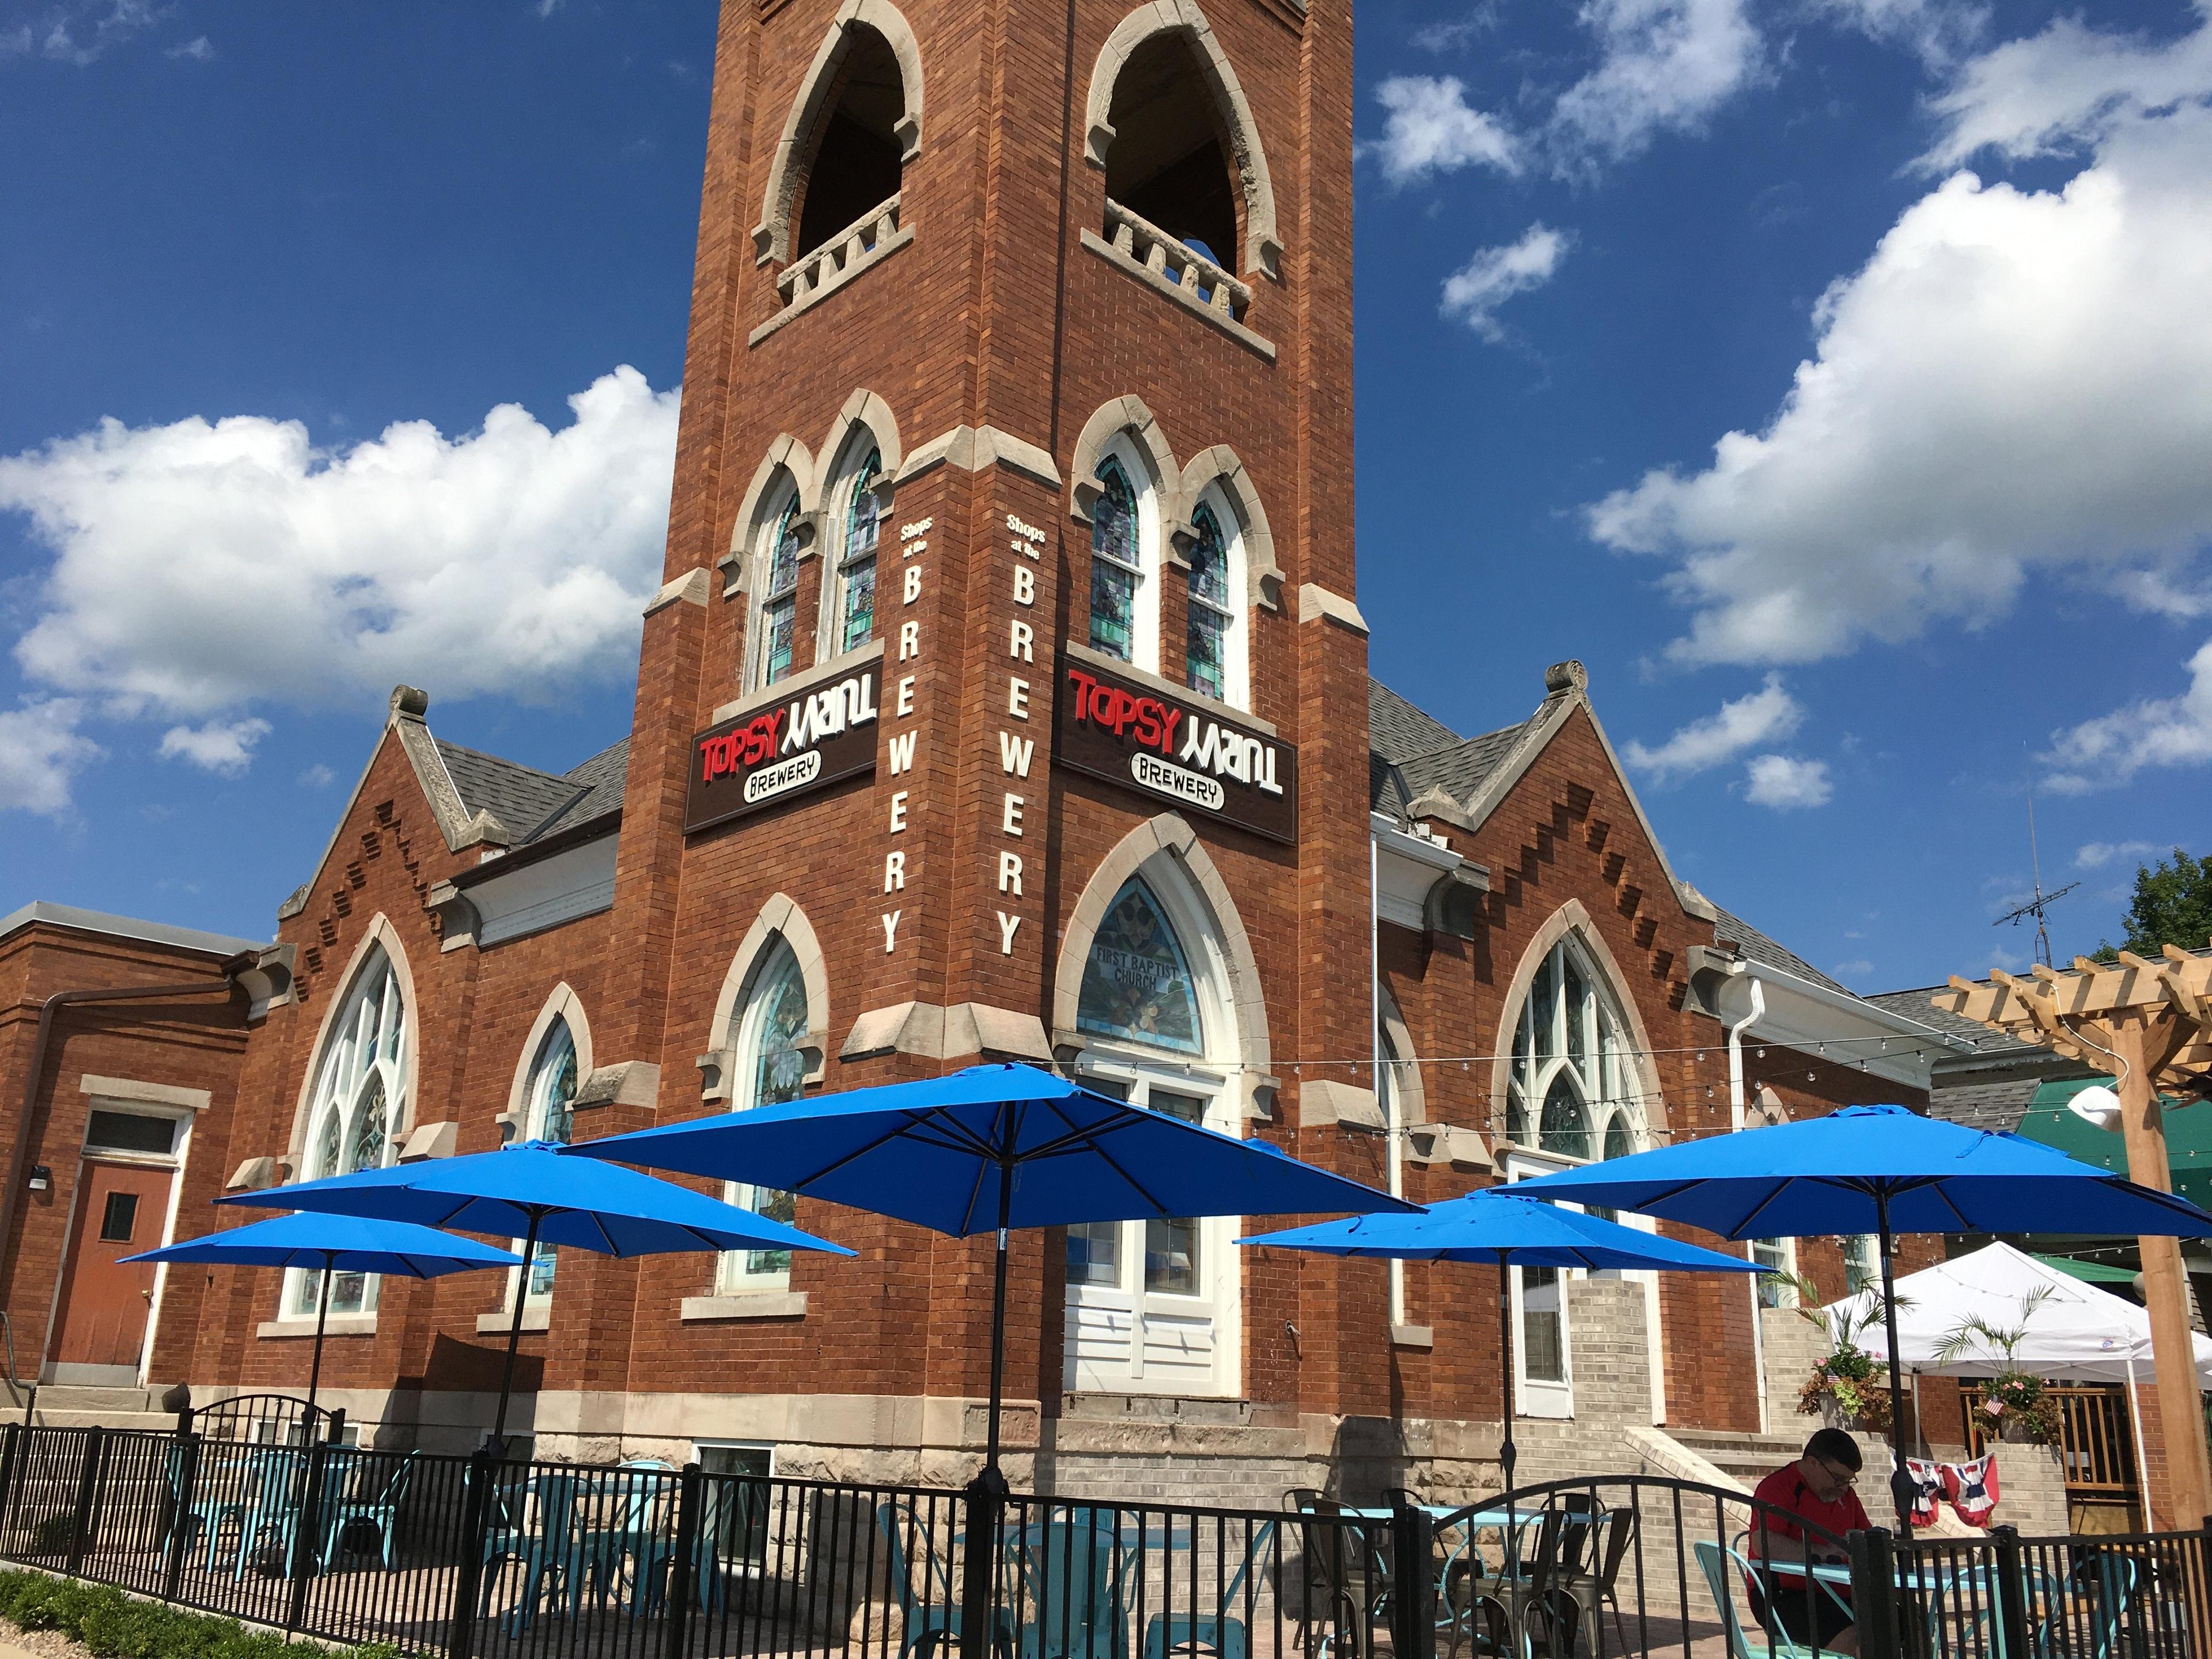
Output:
[{"xmin": 2113, "ymin": 1018, "xmax": 2212, "ymax": 1528}]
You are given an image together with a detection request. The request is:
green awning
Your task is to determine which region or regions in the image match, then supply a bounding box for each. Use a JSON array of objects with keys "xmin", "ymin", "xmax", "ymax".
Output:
[
  {"xmin": 2032, "ymin": 1252, "xmax": 2138, "ymax": 1285},
  {"xmin": 2013, "ymin": 1078, "xmax": 2212, "ymax": 1214}
]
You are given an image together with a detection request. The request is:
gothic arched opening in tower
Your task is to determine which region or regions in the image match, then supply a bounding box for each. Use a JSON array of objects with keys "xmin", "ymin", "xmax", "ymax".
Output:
[{"xmin": 793, "ymin": 25, "xmax": 906, "ymax": 259}]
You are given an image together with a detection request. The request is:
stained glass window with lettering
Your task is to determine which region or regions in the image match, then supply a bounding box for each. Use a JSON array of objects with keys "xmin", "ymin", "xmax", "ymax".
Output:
[
  {"xmin": 1088, "ymin": 458, "xmax": 1140, "ymax": 661},
  {"xmin": 1076, "ymin": 880, "xmax": 1203, "ymax": 1054}
]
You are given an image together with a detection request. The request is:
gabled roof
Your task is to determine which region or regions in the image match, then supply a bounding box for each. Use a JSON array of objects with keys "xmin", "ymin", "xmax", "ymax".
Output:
[
  {"xmin": 434, "ymin": 741, "xmax": 579, "ymax": 844},
  {"xmin": 1711, "ymin": 905, "xmax": 1850, "ymax": 995},
  {"xmin": 1862, "ymin": 986, "xmax": 2016, "ymax": 1047},
  {"xmin": 0, "ymin": 901, "xmax": 264, "ymax": 957},
  {"xmin": 1368, "ymin": 679, "xmax": 1534, "ymax": 823},
  {"xmin": 538, "ymin": 737, "xmax": 629, "ymax": 839}
]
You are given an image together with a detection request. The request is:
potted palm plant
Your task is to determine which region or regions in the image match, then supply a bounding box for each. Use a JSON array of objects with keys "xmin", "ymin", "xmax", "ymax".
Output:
[
  {"xmin": 1779, "ymin": 1268, "xmax": 1903, "ymax": 1433},
  {"xmin": 1936, "ymin": 1289, "xmax": 2062, "ymax": 1445}
]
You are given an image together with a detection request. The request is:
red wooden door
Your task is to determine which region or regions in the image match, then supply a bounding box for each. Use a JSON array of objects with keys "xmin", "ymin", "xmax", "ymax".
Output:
[{"xmin": 52, "ymin": 1161, "xmax": 173, "ymax": 1372}]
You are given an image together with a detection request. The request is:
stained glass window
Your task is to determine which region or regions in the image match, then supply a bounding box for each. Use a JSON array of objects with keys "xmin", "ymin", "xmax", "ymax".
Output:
[
  {"xmin": 721, "ymin": 941, "xmax": 809, "ymax": 1287},
  {"xmin": 1076, "ymin": 880, "xmax": 1202, "ymax": 1054},
  {"xmin": 760, "ymin": 496, "xmax": 801, "ymax": 687},
  {"xmin": 839, "ymin": 450, "xmax": 881, "ymax": 655},
  {"xmin": 1088, "ymin": 459, "xmax": 1140, "ymax": 662},
  {"xmin": 292, "ymin": 948, "xmax": 407, "ymax": 1317},
  {"xmin": 522, "ymin": 1020, "xmax": 579, "ymax": 1301},
  {"xmin": 1186, "ymin": 503, "xmax": 1230, "ymax": 702}
]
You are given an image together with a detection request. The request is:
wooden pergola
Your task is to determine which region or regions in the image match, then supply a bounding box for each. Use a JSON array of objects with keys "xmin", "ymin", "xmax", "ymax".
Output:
[{"xmin": 1936, "ymin": 949, "xmax": 2212, "ymax": 1527}]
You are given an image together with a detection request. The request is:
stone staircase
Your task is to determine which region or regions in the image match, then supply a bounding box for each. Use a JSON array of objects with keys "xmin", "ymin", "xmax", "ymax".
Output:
[
  {"xmin": 1660, "ymin": 1426, "xmax": 1809, "ymax": 1493},
  {"xmin": 0, "ymin": 1382, "xmax": 183, "ymax": 1431}
]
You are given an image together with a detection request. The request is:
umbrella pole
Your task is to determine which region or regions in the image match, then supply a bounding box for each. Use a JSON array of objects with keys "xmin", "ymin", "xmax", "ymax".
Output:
[
  {"xmin": 982, "ymin": 1157, "xmax": 1012, "ymax": 1494},
  {"xmin": 1497, "ymin": 1249, "xmax": 1518, "ymax": 1491},
  {"xmin": 1877, "ymin": 1192, "xmax": 1914, "ymax": 1532},
  {"xmin": 491, "ymin": 1209, "xmax": 544, "ymax": 1456},
  {"xmin": 305, "ymin": 1260, "xmax": 333, "ymax": 1429}
]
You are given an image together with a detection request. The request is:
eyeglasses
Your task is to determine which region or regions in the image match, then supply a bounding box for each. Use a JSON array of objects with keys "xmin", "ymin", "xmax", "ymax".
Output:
[{"xmin": 1816, "ymin": 1459, "xmax": 1859, "ymax": 1488}]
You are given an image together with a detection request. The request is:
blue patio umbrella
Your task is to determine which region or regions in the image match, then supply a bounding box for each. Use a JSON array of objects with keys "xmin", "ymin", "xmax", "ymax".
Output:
[
  {"xmin": 1509, "ymin": 1103, "xmax": 2212, "ymax": 1525},
  {"xmin": 123, "ymin": 1211, "xmax": 524, "ymax": 1423},
  {"xmin": 1240, "ymin": 1188, "xmax": 1767, "ymax": 1486},
  {"xmin": 566, "ymin": 1062, "xmax": 1414, "ymax": 1485},
  {"xmin": 219, "ymin": 1141, "xmax": 853, "ymax": 1446}
]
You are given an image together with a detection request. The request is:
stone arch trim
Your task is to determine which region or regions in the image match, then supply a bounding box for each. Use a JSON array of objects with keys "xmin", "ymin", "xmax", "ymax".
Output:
[
  {"xmin": 1377, "ymin": 983, "xmax": 1428, "ymax": 1131},
  {"xmin": 1068, "ymin": 396, "xmax": 1182, "ymax": 527},
  {"xmin": 1083, "ymin": 0, "xmax": 1281, "ymax": 279},
  {"xmin": 722, "ymin": 435, "xmax": 820, "ymax": 594},
  {"xmin": 501, "ymin": 982, "xmax": 594, "ymax": 1139},
  {"xmin": 286, "ymin": 914, "xmax": 419, "ymax": 1166},
  {"xmin": 706, "ymin": 893, "xmax": 831, "ymax": 1096},
  {"xmin": 1487, "ymin": 899, "xmax": 1666, "ymax": 1151},
  {"xmin": 817, "ymin": 389, "xmax": 905, "ymax": 482},
  {"xmin": 1053, "ymin": 812, "xmax": 1272, "ymax": 1118},
  {"xmin": 752, "ymin": 0, "xmax": 925, "ymax": 266},
  {"xmin": 1179, "ymin": 444, "xmax": 1283, "ymax": 611}
]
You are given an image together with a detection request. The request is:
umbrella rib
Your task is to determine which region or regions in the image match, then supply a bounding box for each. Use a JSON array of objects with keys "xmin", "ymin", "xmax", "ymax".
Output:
[
  {"xmin": 1037, "ymin": 1097, "xmax": 1175, "ymax": 1217},
  {"xmin": 777, "ymin": 1115, "xmax": 935, "ymax": 1190}
]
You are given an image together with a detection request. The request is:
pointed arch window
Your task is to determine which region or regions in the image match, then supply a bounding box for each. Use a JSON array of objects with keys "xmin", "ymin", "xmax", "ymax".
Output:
[
  {"xmin": 1184, "ymin": 498, "xmax": 1247, "ymax": 707},
  {"xmin": 520, "ymin": 1020, "xmax": 579, "ymax": 1302},
  {"xmin": 1505, "ymin": 936, "xmax": 1641, "ymax": 1165},
  {"xmin": 835, "ymin": 448, "xmax": 882, "ymax": 656},
  {"xmin": 754, "ymin": 488, "xmax": 805, "ymax": 690},
  {"xmin": 1077, "ymin": 880, "xmax": 1203, "ymax": 1055},
  {"xmin": 1088, "ymin": 457, "xmax": 1142, "ymax": 662},
  {"xmin": 289, "ymin": 948, "xmax": 408, "ymax": 1318},
  {"xmin": 717, "ymin": 939, "xmax": 809, "ymax": 1292}
]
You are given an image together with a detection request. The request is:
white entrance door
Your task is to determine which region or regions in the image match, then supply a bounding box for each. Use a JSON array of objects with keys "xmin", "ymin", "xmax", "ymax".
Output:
[
  {"xmin": 1063, "ymin": 1067, "xmax": 1238, "ymax": 1397},
  {"xmin": 1503, "ymin": 1153, "xmax": 1574, "ymax": 1418}
]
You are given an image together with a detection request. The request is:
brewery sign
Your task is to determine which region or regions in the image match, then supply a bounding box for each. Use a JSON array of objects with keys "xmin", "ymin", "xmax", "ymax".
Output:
[
  {"xmin": 1055, "ymin": 656, "xmax": 1297, "ymax": 843},
  {"xmin": 685, "ymin": 663, "xmax": 881, "ymax": 834}
]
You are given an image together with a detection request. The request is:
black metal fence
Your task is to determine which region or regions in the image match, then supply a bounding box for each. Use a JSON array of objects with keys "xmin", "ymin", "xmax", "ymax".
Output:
[{"xmin": 1, "ymin": 1429, "xmax": 2205, "ymax": 1659}]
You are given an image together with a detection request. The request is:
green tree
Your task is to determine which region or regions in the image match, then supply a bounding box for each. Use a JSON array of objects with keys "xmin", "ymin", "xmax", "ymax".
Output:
[{"xmin": 2092, "ymin": 847, "xmax": 2212, "ymax": 961}]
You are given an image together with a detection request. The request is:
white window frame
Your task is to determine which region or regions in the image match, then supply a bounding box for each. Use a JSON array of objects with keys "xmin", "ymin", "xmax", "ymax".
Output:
[
  {"xmin": 285, "ymin": 949, "xmax": 407, "ymax": 1321},
  {"xmin": 1086, "ymin": 436, "xmax": 1162, "ymax": 674},
  {"xmin": 747, "ymin": 475, "xmax": 805, "ymax": 692},
  {"xmin": 819, "ymin": 439, "xmax": 884, "ymax": 662},
  {"xmin": 1183, "ymin": 485, "xmax": 1248, "ymax": 711},
  {"xmin": 715, "ymin": 938, "xmax": 808, "ymax": 1296}
]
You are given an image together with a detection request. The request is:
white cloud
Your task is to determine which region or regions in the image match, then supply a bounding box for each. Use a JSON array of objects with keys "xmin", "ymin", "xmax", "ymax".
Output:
[
  {"xmin": 0, "ymin": 367, "xmax": 679, "ymax": 722},
  {"xmin": 158, "ymin": 717, "xmax": 271, "ymax": 775},
  {"xmin": 0, "ymin": 699, "xmax": 101, "ymax": 816},
  {"xmin": 1585, "ymin": 14, "xmax": 2212, "ymax": 668},
  {"xmin": 298, "ymin": 763, "xmax": 336, "ymax": 789},
  {"xmin": 2, "ymin": 1, "xmax": 165, "ymax": 66},
  {"xmin": 1441, "ymin": 224, "xmax": 1570, "ymax": 341},
  {"xmin": 1919, "ymin": 9, "xmax": 2212, "ymax": 171},
  {"xmin": 1366, "ymin": 77, "xmax": 1520, "ymax": 184},
  {"xmin": 1546, "ymin": 0, "xmax": 1764, "ymax": 171},
  {"xmin": 1832, "ymin": 958, "xmax": 1875, "ymax": 977},
  {"xmin": 2077, "ymin": 839, "xmax": 2157, "ymax": 870},
  {"xmin": 164, "ymin": 35, "xmax": 212, "ymax": 61},
  {"xmin": 1623, "ymin": 672, "xmax": 1803, "ymax": 782},
  {"xmin": 1743, "ymin": 753, "xmax": 1832, "ymax": 808},
  {"xmin": 1817, "ymin": 0, "xmax": 1986, "ymax": 70},
  {"xmin": 2042, "ymin": 638, "xmax": 2212, "ymax": 794},
  {"xmin": 1413, "ymin": 9, "xmax": 1501, "ymax": 53}
]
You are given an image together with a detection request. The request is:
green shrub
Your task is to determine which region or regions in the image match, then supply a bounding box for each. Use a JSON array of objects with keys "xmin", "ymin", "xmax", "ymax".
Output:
[
  {"xmin": 0, "ymin": 1568, "xmax": 402, "ymax": 1659},
  {"xmin": 28, "ymin": 1514, "xmax": 77, "ymax": 1555}
]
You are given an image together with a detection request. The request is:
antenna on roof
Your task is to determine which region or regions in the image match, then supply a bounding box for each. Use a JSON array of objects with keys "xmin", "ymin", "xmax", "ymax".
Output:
[{"xmin": 1993, "ymin": 761, "xmax": 2078, "ymax": 968}]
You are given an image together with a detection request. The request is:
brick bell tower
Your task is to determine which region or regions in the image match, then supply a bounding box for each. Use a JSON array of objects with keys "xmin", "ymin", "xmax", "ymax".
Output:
[{"xmin": 592, "ymin": 0, "xmax": 1376, "ymax": 1472}]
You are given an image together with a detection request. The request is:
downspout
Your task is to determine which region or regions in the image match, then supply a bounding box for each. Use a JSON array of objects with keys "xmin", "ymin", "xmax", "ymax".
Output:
[
  {"xmin": 1, "ymin": 952, "xmax": 255, "ymax": 1419},
  {"xmin": 1725, "ymin": 968, "xmax": 1772, "ymax": 1431},
  {"xmin": 1372, "ymin": 831, "xmax": 1406, "ymax": 1328}
]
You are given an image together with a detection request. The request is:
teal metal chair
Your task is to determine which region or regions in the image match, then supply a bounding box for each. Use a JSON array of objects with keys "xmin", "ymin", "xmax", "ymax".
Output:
[
  {"xmin": 312, "ymin": 1449, "xmax": 416, "ymax": 1571},
  {"xmin": 877, "ymin": 1495, "xmax": 1014, "ymax": 1659},
  {"xmin": 1695, "ymin": 1539, "xmax": 1859, "ymax": 1659},
  {"xmin": 1139, "ymin": 1517, "xmax": 1277, "ymax": 1659},
  {"xmin": 1017, "ymin": 1509, "xmax": 1127, "ymax": 1659}
]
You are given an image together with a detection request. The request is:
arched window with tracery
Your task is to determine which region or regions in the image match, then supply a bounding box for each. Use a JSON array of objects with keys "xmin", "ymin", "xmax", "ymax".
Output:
[
  {"xmin": 519, "ymin": 1019, "xmax": 578, "ymax": 1303},
  {"xmin": 834, "ymin": 446, "xmax": 882, "ymax": 656},
  {"xmin": 717, "ymin": 938, "xmax": 810, "ymax": 1293},
  {"xmin": 1184, "ymin": 496, "xmax": 1247, "ymax": 707},
  {"xmin": 1505, "ymin": 936, "xmax": 1641, "ymax": 1163},
  {"xmin": 752, "ymin": 484, "xmax": 804, "ymax": 690},
  {"xmin": 289, "ymin": 947, "xmax": 407, "ymax": 1317},
  {"xmin": 1089, "ymin": 456, "xmax": 1143, "ymax": 664}
]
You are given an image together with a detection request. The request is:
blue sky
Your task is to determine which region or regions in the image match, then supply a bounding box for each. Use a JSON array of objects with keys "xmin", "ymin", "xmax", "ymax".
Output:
[{"xmin": 3, "ymin": 0, "xmax": 2209, "ymax": 997}]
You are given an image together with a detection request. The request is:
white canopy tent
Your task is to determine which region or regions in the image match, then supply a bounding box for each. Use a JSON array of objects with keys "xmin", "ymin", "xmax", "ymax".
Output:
[{"xmin": 1820, "ymin": 1240, "xmax": 2212, "ymax": 1386}]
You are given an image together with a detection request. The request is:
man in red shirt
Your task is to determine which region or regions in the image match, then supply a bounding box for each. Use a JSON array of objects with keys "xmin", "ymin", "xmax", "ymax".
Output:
[{"xmin": 1747, "ymin": 1429, "xmax": 1873, "ymax": 1654}]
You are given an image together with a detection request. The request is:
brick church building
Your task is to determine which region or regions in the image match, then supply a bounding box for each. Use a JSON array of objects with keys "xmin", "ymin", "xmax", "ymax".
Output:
[{"xmin": 1, "ymin": 0, "xmax": 1981, "ymax": 1498}]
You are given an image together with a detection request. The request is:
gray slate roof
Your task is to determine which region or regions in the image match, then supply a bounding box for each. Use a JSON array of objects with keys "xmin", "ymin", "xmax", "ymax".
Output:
[
  {"xmin": 1368, "ymin": 678, "xmax": 1533, "ymax": 819},
  {"xmin": 1862, "ymin": 986, "xmax": 2014, "ymax": 1046},
  {"xmin": 435, "ymin": 736, "xmax": 626, "ymax": 846},
  {"xmin": 1711, "ymin": 905, "xmax": 1851, "ymax": 995}
]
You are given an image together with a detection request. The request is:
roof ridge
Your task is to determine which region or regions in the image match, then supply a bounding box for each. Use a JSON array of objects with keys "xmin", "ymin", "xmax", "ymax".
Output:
[{"xmin": 432, "ymin": 736, "xmax": 570, "ymax": 783}]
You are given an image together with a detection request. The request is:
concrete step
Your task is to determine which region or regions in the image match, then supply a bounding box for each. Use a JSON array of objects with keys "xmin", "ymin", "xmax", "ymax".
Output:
[
  {"xmin": 0, "ymin": 1407, "xmax": 176, "ymax": 1431},
  {"xmin": 20, "ymin": 1384, "xmax": 172, "ymax": 1414}
]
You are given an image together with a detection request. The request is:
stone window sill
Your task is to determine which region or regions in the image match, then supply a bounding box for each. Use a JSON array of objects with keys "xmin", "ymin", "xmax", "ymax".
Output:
[
  {"xmin": 1391, "ymin": 1324, "xmax": 1434, "ymax": 1349},
  {"xmin": 680, "ymin": 1292, "xmax": 807, "ymax": 1322},
  {"xmin": 1080, "ymin": 230, "xmax": 1276, "ymax": 362},
  {"xmin": 257, "ymin": 1315, "xmax": 377, "ymax": 1339},
  {"xmin": 476, "ymin": 1307, "xmax": 550, "ymax": 1334}
]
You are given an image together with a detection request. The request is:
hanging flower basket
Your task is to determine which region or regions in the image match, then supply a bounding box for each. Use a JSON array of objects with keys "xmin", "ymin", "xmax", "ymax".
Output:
[
  {"xmin": 1800, "ymin": 1350, "xmax": 1892, "ymax": 1433},
  {"xmin": 1975, "ymin": 1372, "xmax": 2061, "ymax": 1445}
]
